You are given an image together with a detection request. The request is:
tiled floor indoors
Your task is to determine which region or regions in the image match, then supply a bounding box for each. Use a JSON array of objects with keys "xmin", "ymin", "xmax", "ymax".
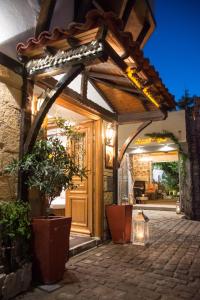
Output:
[{"xmin": 16, "ymin": 210, "xmax": 200, "ymax": 300}]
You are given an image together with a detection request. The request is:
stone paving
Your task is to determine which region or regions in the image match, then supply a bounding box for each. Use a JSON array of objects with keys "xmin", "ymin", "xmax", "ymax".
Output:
[{"xmin": 16, "ymin": 210, "xmax": 200, "ymax": 300}]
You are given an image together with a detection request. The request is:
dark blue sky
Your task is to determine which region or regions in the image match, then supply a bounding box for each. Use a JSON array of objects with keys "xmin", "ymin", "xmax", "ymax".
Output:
[{"xmin": 144, "ymin": 0, "xmax": 200, "ymax": 101}]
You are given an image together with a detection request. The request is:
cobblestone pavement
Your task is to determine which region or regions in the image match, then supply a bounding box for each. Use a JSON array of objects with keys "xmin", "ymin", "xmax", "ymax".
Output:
[{"xmin": 16, "ymin": 211, "xmax": 200, "ymax": 300}]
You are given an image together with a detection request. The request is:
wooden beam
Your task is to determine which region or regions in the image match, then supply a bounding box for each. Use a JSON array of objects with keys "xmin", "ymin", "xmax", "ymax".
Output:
[
  {"xmin": 24, "ymin": 64, "xmax": 84, "ymax": 154},
  {"xmin": 35, "ymin": 0, "xmax": 56, "ymax": 38},
  {"xmin": 88, "ymin": 78, "xmax": 117, "ymax": 113},
  {"xmin": 113, "ymin": 123, "xmax": 118, "ymax": 204},
  {"xmin": 89, "ymin": 75, "xmax": 142, "ymax": 95},
  {"xmin": 121, "ymin": 0, "xmax": 136, "ymax": 28},
  {"xmin": 118, "ymin": 110, "xmax": 167, "ymax": 124},
  {"xmin": 88, "ymin": 71, "xmax": 129, "ymax": 84},
  {"xmin": 136, "ymin": 21, "xmax": 151, "ymax": 46},
  {"xmin": 118, "ymin": 121, "xmax": 152, "ymax": 167},
  {"xmin": 81, "ymin": 72, "xmax": 88, "ymax": 99},
  {"xmin": 18, "ymin": 74, "xmax": 34, "ymax": 200},
  {"xmin": 38, "ymin": 78, "xmax": 117, "ymax": 122},
  {"xmin": 0, "ymin": 52, "xmax": 23, "ymax": 75},
  {"xmin": 103, "ymin": 41, "xmax": 127, "ymax": 72},
  {"xmin": 89, "ymin": 76, "xmax": 150, "ymax": 111}
]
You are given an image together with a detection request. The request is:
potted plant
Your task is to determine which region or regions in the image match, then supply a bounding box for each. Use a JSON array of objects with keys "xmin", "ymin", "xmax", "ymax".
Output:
[
  {"xmin": 6, "ymin": 119, "xmax": 87, "ymax": 284},
  {"xmin": 0, "ymin": 200, "xmax": 32, "ymax": 299}
]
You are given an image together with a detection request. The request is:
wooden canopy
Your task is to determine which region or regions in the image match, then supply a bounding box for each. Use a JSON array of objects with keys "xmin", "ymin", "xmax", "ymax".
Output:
[{"xmin": 17, "ymin": 10, "xmax": 175, "ymax": 129}]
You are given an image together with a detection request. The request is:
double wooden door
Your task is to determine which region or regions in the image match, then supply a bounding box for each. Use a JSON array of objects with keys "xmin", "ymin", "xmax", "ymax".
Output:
[{"xmin": 65, "ymin": 121, "xmax": 93, "ymax": 235}]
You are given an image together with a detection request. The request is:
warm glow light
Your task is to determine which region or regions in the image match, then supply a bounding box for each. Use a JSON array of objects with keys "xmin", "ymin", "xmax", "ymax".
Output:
[
  {"xmin": 126, "ymin": 67, "xmax": 160, "ymax": 108},
  {"xmin": 132, "ymin": 211, "xmax": 149, "ymax": 246},
  {"xmin": 143, "ymin": 87, "xmax": 160, "ymax": 108},
  {"xmin": 126, "ymin": 67, "xmax": 141, "ymax": 89},
  {"xmin": 105, "ymin": 123, "xmax": 115, "ymax": 145},
  {"xmin": 159, "ymin": 144, "xmax": 174, "ymax": 152},
  {"xmin": 176, "ymin": 201, "xmax": 181, "ymax": 214},
  {"xmin": 135, "ymin": 137, "xmax": 167, "ymax": 145},
  {"xmin": 132, "ymin": 147, "xmax": 144, "ymax": 154}
]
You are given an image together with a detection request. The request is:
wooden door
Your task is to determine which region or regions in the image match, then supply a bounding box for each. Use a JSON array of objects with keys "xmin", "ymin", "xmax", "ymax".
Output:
[{"xmin": 65, "ymin": 121, "xmax": 93, "ymax": 235}]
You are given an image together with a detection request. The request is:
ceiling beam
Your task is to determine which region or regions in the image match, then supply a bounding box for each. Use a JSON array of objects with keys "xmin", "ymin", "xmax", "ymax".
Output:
[
  {"xmin": 89, "ymin": 76, "xmax": 150, "ymax": 111},
  {"xmin": 88, "ymin": 71, "xmax": 129, "ymax": 84},
  {"xmin": 24, "ymin": 64, "xmax": 84, "ymax": 154},
  {"xmin": 38, "ymin": 78, "xmax": 117, "ymax": 122},
  {"xmin": 0, "ymin": 51, "xmax": 23, "ymax": 75},
  {"xmin": 118, "ymin": 110, "xmax": 167, "ymax": 124},
  {"xmin": 88, "ymin": 78, "xmax": 117, "ymax": 113},
  {"xmin": 35, "ymin": 0, "xmax": 56, "ymax": 38},
  {"xmin": 89, "ymin": 75, "xmax": 142, "ymax": 95},
  {"xmin": 81, "ymin": 72, "xmax": 88, "ymax": 99}
]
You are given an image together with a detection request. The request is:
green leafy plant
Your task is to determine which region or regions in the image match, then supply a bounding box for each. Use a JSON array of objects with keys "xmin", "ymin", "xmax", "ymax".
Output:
[
  {"xmin": 145, "ymin": 130, "xmax": 187, "ymax": 182},
  {"xmin": 0, "ymin": 200, "xmax": 31, "ymax": 273},
  {"xmin": 153, "ymin": 162, "xmax": 179, "ymax": 194},
  {"xmin": 6, "ymin": 119, "xmax": 87, "ymax": 216}
]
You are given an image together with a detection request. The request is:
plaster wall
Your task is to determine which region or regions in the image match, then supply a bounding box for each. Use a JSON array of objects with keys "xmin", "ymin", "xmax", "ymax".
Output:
[
  {"xmin": 118, "ymin": 110, "xmax": 186, "ymax": 150},
  {"xmin": 0, "ymin": 65, "xmax": 23, "ymax": 201}
]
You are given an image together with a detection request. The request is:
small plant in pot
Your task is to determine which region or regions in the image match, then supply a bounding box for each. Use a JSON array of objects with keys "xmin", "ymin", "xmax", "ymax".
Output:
[
  {"xmin": 6, "ymin": 119, "xmax": 87, "ymax": 284},
  {"xmin": 0, "ymin": 200, "xmax": 31, "ymax": 274}
]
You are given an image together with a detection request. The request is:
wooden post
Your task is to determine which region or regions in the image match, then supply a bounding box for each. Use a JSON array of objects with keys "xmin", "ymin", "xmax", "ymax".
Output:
[
  {"xmin": 113, "ymin": 123, "xmax": 118, "ymax": 204},
  {"xmin": 18, "ymin": 70, "xmax": 34, "ymax": 200}
]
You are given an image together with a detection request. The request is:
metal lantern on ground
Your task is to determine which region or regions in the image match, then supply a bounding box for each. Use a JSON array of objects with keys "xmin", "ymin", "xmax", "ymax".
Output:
[
  {"xmin": 176, "ymin": 200, "xmax": 181, "ymax": 214},
  {"xmin": 132, "ymin": 211, "xmax": 149, "ymax": 246}
]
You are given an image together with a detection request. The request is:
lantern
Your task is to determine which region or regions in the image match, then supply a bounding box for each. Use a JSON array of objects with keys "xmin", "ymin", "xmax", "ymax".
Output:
[
  {"xmin": 176, "ymin": 200, "xmax": 181, "ymax": 214},
  {"xmin": 105, "ymin": 124, "xmax": 115, "ymax": 146},
  {"xmin": 132, "ymin": 211, "xmax": 149, "ymax": 246}
]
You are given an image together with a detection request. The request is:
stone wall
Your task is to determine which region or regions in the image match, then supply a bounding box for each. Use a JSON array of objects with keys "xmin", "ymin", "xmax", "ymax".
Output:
[{"xmin": 0, "ymin": 65, "xmax": 23, "ymax": 201}]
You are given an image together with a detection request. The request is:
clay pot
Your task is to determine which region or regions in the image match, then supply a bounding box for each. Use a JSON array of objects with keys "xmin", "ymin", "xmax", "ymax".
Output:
[
  {"xmin": 105, "ymin": 205, "xmax": 132, "ymax": 243},
  {"xmin": 32, "ymin": 216, "xmax": 71, "ymax": 284}
]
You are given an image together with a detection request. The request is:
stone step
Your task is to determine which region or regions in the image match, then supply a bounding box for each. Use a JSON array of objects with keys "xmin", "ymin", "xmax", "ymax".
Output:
[
  {"xmin": 69, "ymin": 238, "xmax": 101, "ymax": 257},
  {"xmin": 133, "ymin": 204, "xmax": 176, "ymax": 212}
]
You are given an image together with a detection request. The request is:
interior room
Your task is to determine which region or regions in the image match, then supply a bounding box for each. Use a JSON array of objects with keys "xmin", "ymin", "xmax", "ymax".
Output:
[{"xmin": 131, "ymin": 149, "xmax": 179, "ymax": 206}]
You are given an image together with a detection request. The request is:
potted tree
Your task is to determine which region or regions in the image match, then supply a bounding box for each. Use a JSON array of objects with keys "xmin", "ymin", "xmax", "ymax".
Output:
[{"xmin": 6, "ymin": 120, "xmax": 87, "ymax": 284}]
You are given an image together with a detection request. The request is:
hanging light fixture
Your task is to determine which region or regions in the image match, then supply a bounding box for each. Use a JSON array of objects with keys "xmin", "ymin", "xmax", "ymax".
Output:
[{"xmin": 132, "ymin": 211, "xmax": 149, "ymax": 246}]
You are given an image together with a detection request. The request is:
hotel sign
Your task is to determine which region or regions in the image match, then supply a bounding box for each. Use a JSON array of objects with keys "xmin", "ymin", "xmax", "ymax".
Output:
[
  {"xmin": 26, "ymin": 40, "xmax": 104, "ymax": 76},
  {"xmin": 135, "ymin": 137, "xmax": 168, "ymax": 145}
]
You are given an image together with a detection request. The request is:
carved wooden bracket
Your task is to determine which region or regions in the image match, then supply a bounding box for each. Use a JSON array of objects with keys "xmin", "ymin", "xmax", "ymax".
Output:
[
  {"xmin": 118, "ymin": 120, "xmax": 152, "ymax": 168},
  {"xmin": 24, "ymin": 64, "xmax": 84, "ymax": 154}
]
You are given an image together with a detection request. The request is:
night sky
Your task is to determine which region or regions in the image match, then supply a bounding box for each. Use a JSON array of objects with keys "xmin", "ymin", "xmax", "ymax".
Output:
[{"xmin": 143, "ymin": 0, "xmax": 200, "ymax": 102}]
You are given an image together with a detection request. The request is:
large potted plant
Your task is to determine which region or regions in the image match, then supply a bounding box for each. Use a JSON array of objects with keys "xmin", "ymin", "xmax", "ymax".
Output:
[{"xmin": 6, "ymin": 120, "xmax": 87, "ymax": 284}]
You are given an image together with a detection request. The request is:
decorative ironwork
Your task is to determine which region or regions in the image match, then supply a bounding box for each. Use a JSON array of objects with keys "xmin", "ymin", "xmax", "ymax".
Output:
[{"xmin": 26, "ymin": 40, "xmax": 103, "ymax": 75}]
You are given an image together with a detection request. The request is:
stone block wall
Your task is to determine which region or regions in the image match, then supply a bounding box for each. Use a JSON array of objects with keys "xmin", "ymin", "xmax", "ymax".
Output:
[{"xmin": 0, "ymin": 65, "xmax": 23, "ymax": 201}]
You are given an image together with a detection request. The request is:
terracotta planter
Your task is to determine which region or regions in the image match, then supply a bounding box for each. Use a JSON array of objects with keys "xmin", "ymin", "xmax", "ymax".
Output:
[
  {"xmin": 105, "ymin": 205, "xmax": 132, "ymax": 243},
  {"xmin": 32, "ymin": 216, "xmax": 71, "ymax": 284}
]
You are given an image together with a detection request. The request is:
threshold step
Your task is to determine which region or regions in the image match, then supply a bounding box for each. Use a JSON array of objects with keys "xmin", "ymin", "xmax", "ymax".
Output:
[
  {"xmin": 134, "ymin": 204, "xmax": 176, "ymax": 212},
  {"xmin": 69, "ymin": 238, "xmax": 101, "ymax": 257}
]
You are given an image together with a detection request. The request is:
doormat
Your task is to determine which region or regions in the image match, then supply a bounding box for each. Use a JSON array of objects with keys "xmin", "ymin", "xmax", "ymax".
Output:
[{"xmin": 38, "ymin": 283, "xmax": 63, "ymax": 293}]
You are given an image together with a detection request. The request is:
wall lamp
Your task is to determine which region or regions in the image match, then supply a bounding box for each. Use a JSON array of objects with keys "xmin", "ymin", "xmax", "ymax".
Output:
[{"xmin": 105, "ymin": 123, "xmax": 115, "ymax": 146}]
